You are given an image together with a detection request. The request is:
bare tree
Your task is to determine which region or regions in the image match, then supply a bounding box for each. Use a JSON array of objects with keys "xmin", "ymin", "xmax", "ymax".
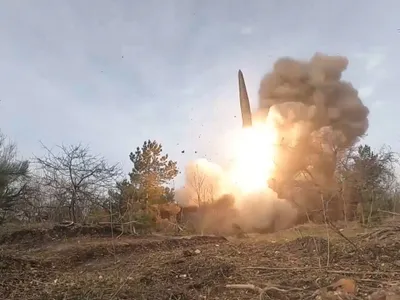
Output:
[
  {"xmin": 186, "ymin": 165, "xmax": 215, "ymax": 207},
  {"xmin": 35, "ymin": 143, "xmax": 122, "ymax": 222},
  {"xmin": 14, "ymin": 174, "xmax": 63, "ymax": 223},
  {"xmin": 338, "ymin": 144, "xmax": 398, "ymax": 224},
  {"xmin": 15, "ymin": 176, "xmax": 47, "ymax": 222}
]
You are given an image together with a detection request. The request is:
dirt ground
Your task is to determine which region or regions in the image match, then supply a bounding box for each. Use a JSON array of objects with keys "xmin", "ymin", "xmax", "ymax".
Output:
[{"xmin": 1, "ymin": 221, "xmax": 400, "ymax": 300}]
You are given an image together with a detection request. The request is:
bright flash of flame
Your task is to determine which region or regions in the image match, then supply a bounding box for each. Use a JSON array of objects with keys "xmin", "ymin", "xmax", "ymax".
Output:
[{"xmin": 229, "ymin": 118, "xmax": 278, "ymax": 194}]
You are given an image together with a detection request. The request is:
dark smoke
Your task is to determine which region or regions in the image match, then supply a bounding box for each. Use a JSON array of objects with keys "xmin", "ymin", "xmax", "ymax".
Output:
[{"xmin": 258, "ymin": 53, "xmax": 369, "ymax": 209}]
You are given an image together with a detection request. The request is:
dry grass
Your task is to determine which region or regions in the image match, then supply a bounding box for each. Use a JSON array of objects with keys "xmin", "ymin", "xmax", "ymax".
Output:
[
  {"xmin": 0, "ymin": 221, "xmax": 55, "ymax": 235},
  {"xmin": 1, "ymin": 221, "xmax": 400, "ymax": 299}
]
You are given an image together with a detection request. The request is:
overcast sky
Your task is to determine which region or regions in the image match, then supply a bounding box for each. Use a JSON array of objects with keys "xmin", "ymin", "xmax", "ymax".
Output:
[{"xmin": 0, "ymin": 1, "xmax": 399, "ymax": 186}]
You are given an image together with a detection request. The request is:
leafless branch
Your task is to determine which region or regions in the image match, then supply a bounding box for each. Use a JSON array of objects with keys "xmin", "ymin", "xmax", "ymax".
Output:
[{"xmin": 34, "ymin": 142, "xmax": 122, "ymax": 222}]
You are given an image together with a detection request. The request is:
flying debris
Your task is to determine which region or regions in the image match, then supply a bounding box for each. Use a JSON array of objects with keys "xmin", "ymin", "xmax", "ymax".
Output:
[{"xmin": 238, "ymin": 70, "xmax": 253, "ymax": 128}]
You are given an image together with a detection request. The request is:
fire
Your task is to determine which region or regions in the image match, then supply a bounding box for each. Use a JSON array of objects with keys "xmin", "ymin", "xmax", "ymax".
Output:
[{"xmin": 229, "ymin": 117, "xmax": 279, "ymax": 194}]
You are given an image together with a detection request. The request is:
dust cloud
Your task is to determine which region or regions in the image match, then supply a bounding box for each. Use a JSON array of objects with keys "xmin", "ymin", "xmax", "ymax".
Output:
[
  {"xmin": 176, "ymin": 53, "xmax": 369, "ymax": 234},
  {"xmin": 260, "ymin": 53, "xmax": 369, "ymax": 204},
  {"xmin": 175, "ymin": 159, "xmax": 229, "ymax": 207}
]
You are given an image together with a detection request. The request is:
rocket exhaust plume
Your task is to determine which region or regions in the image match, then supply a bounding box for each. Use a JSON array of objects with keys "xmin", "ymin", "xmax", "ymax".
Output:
[
  {"xmin": 238, "ymin": 70, "xmax": 253, "ymax": 127},
  {"xmin": 176, "ymin": 53, "xmax": 370, "ymax": 235}
]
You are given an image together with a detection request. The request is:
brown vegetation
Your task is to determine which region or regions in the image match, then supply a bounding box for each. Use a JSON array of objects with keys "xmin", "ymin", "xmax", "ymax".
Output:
[{"xmin": 1, "ymin": 221, "xmax": 400, "ymax": 299}]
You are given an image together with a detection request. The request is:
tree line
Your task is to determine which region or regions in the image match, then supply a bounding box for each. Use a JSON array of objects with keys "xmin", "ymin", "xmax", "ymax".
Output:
[
  {"xmin": 0, "ymin": 128, "xmax": 399, "ymax": 233},
  {"xmin": 0, "ymin": 132, "xmax": 179, "ymax": 229}
]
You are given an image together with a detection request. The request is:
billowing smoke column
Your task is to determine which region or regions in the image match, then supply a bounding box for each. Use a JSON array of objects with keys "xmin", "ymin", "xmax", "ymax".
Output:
[
  {"xmin": 177, "ymin": 53, "xmax": 370, "ymax": 233},
  {"xmin": 259, "ymin": 53, "xmax": 369, "ymax": 204}
]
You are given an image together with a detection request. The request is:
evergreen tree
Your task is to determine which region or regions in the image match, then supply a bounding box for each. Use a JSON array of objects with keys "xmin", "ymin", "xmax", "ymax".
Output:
[
  {"xmin": 128, "ymin": 140, "xmax": 178, "ymax": 205},
  {"xmin": 0, "ymin": 132, "xmax": 29, "ymax": 223}
]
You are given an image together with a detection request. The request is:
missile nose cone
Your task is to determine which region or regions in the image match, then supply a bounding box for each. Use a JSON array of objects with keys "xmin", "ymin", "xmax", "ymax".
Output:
[{"xmin": 238, "ymin": 69, "xmax": 253, "ymax": 128}]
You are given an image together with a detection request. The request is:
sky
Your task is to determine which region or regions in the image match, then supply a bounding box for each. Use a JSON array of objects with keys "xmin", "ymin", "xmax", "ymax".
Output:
[{"xmin": 0, "ymin": 1, "xmax": 399, "ymax": 187}]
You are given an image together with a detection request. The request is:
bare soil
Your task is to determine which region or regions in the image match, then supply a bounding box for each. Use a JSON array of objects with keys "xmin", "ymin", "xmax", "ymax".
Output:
[{"xmin": 1, "ymin": 222, "xmax": 400, "ymax": 300}]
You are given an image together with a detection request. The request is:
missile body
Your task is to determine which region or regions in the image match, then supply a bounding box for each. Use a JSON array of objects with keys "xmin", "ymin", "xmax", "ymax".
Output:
[{"xmin": 238, "ymin": 70, "xmax": 253, "ymax": 128}]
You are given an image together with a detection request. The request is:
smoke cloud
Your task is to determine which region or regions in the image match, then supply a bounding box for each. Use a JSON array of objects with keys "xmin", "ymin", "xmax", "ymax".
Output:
[
  {"xmin": 260, "ymin": 53, "xmax": 369, "ymax": 204},
  {"xmin": 176, "ymin": 53, "xmax": 369, "ymax": 234},
  {"xmin": 176, "ymin": 159, "xmax": 229, "ymax": 207}
]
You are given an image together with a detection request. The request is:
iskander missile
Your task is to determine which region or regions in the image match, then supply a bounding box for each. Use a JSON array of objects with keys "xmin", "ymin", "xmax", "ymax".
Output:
[{"xmin": 238, "ymin": 70, "xmax": 253, "ymax": 128}]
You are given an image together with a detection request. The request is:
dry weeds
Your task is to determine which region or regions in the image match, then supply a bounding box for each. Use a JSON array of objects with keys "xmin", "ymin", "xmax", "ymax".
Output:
[{"xmin": 0, "ymin": 222, "xmax": 399, "ymax": 300}]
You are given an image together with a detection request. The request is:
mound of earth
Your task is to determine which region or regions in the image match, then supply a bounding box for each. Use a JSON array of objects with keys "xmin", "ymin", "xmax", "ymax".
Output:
[{"xmin": 0, "ymin": 223, "xmax": 123, "ymax": 246}]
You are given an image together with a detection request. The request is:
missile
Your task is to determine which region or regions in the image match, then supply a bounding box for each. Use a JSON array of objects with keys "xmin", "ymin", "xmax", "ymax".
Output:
[{"xmin": 238, "ymin": 69, "xmax": 253, "ymax": 128}]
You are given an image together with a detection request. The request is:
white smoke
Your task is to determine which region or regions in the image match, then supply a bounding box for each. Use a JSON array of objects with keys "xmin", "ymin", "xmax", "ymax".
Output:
[{"xmin": 176, "ymin": 159, "xmax": 229, "ymax": 207}]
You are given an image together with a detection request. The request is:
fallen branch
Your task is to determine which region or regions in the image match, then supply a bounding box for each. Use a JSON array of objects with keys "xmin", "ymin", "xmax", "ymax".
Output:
[
  {"xmin": 358, "ymin": 226, "xmax": 400, "ymax": 241},
  {"xmin": 244, "ymin": 266, "xmax": 400, "ymax": 276},
  {"xmin": 244, "ymin": 266, "xmax": 327, "ymax": 271},
  {"xmin": 226, "ymin": 284, "xmax": 262, "ymax": 292},
  {"xmin": 58, "ymin": 221, "xmax": 74, "ymax": 227},
  {"xmin": 225, "ymin": 283, "xmax": 297, "ymax": 300},
  {"xmin": 326, "ymin": 270, "xmax": 400, "ymax": 276},
  {"xmin": 98, "ymin": 220, "xmax": 144, "ymax": 226},
  {"xmin": 359, "ymin": 278, "xmax": 400, "ymax": 286},
  {"xmin": 377, "ymin": 209, "xmax": 400, "ymax": 216}
]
